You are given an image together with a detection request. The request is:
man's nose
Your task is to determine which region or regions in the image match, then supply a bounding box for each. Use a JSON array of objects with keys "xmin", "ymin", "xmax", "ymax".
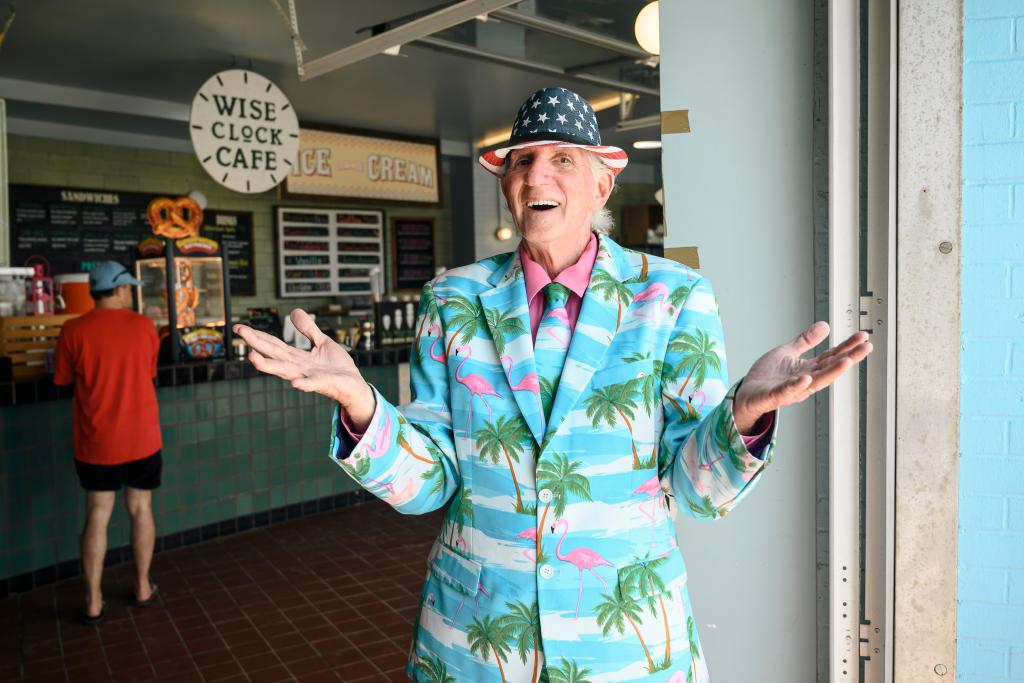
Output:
[{"xmin": 523, "ymin": 160, "xmax": 553, "ymax": 185}]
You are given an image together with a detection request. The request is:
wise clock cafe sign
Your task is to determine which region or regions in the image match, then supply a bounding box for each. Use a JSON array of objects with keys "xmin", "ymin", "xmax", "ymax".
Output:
[
  {"xmin": 189, "ymin": 69, "xmax": 300, "ymax": 194},
  {"xmin": 283, "ymin": 128, "xmax": 441, "ymax": 205}
]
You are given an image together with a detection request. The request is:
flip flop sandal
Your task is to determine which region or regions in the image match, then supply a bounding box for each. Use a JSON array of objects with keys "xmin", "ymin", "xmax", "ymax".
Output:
[
  {"xmin": 80, "ymin": 601, "xmax": 106, "ymax": 625},
  {"xmin": 131, "ymin": 583, "xmax": 160, "ymax": 607}
]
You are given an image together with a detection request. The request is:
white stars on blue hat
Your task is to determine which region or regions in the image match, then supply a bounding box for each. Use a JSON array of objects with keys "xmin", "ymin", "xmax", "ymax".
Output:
[{"xmin": 506, "ymin": 86, "xmax": 604, "ymax": 147}]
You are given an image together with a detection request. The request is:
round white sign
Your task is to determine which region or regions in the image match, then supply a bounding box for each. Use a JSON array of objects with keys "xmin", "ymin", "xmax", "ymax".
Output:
[{"xmin": 189, "ymin": 69, "xmax": 299, "ymax": 194}]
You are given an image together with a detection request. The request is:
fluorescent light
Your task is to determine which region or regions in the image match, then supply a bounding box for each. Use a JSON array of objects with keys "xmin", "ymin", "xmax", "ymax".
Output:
[{"xmin": 633, "ymin": 140, "xmax": 662, "ymax": 150}]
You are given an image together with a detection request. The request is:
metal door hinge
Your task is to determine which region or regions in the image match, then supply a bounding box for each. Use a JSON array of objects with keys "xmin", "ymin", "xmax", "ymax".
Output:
[
  {"xmin": 859, "ymin": 294, "xmax": 885, "ymax": 332},
  {"xmin": 859, "ymin": 622, "xmax": 883, "ymax": 659}
]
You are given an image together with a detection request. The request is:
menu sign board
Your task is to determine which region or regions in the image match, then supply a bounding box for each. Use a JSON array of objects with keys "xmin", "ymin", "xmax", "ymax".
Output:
[
  {"xmin": 282, "ymin": 127, "xmax": 441, "ymax": 205},
  {"xmin": 202, "ymin": 210, "xmax": 255, "ymax": 296},
  {"xmin": 9, "ymin": 185, "xmax": 255, "ymax": 285},
  {"xmin": 12, "ymin": 185, "xmax": 153, "ymax": 274},
  {"xmin": 391, "ymin": 217, "xmax": 435, "ymax": 291},
  {"xmin": 275, "ymin": 206, "xmax": 384, "ymax": 298}
]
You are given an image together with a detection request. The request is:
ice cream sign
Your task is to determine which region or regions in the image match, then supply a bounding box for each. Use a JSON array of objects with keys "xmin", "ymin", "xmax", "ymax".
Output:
[
  {"xmin": 189, "ymin": 70, "xmax": 300, "ymax": 194},
  {"xmin": 283, "ymin": 128, "xmax": 440, "ymax": 205}
]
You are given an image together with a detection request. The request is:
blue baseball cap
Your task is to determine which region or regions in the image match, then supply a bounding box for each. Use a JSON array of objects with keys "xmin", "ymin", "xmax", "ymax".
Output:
[{"xmin": 89, "ymin": 261, "xmax": 142, "ymax": 291}]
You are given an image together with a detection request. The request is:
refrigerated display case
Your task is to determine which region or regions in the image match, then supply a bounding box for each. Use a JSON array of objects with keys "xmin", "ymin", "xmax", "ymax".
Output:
[{"xmin": 134, "ymin": 248, "xmax": 233, "ymax": 362}]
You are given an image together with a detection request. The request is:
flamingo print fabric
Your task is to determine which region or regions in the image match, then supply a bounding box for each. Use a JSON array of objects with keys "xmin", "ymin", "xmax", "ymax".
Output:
[{"xmin": 329, "ymin": 235, "xmax": 778, "ymax": 682}]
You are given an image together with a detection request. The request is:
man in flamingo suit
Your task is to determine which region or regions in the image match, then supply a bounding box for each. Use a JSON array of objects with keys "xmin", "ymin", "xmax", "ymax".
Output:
[{"xmin": 235, "ymin": 87, "xmax": 871, "ymax": 682}]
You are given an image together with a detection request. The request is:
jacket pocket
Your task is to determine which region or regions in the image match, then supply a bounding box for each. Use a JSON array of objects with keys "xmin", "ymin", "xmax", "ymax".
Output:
[
  {"xmin": 429, "ymin": 541, "xmax": 482, "ymax": 597},
  {"xmin": 615, "ymin": 546, "xmax": 687, "ymax": 598}
]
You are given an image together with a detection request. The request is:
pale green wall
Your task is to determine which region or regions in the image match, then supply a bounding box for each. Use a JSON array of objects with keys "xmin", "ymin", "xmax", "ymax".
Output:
[
  {"xmin": 6, "ymin": 134, "xmax": 454, "ymax": 312},
  {"xmin": 660, "ymin": 1, "xmax": 816, "ymax": 681}
]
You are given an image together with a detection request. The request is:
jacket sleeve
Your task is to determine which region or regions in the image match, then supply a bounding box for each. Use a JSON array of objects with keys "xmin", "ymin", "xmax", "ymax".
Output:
[
  {"xmin": 657, "ymin": 276, "xmax": 779, "ymax": 520},
  {"xmin": 327, "ymin": 280, "xmax": 461, "ymax": 515}
]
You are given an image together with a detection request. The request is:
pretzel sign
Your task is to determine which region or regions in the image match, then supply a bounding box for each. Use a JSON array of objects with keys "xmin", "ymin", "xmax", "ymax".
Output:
[{"xmin": 147, "ymin": 196, "xmax": 203, "ymax": 239}]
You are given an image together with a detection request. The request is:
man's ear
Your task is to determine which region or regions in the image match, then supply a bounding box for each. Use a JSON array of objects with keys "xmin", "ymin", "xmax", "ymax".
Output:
[{"xmin": 594, "ymin": 168, "xmax": 614, "ymax": 206}]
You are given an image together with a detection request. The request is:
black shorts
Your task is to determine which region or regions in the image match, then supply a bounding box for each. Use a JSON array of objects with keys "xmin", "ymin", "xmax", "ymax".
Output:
[{"xmin": 74, "ymin": 451, "xmax": 162, "ymax": 491}]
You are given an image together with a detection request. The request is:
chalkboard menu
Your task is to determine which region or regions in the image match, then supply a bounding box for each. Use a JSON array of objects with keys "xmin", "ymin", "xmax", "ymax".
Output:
[
  {"xmin": 11, "ymin": 185, "xmax": 152, "ymax": 274},
  {"xmin": 391, "ymin": 217, "xmax": 435, "ymax": 291},
  {"xmin": 9, "ymin": 185, "xmax": 255, "ymax": 292},
  {"xmin": 202, "ymin": 210, "xmax": 255, "ymax": 296}
]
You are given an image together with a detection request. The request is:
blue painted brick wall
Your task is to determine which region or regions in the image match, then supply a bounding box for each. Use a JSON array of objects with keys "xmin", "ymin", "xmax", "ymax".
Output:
[{"xmin": 960, "ymin": 2, "xmax": 1024, "ymax": 681}]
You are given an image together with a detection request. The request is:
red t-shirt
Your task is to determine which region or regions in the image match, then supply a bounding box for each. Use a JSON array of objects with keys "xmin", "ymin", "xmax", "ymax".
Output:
[{"xmin": 53, "ymin": 308, "xmax": 162, "ymax": 465}]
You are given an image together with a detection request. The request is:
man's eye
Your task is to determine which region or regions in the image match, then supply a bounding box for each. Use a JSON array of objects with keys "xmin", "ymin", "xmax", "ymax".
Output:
[
  {"xmin": 557, "ymin": 156, "xmax": 573, "ymax": 165},
  {"xmin": 514, "ymin": 157, "xmax": 531, "ymax": 166}
]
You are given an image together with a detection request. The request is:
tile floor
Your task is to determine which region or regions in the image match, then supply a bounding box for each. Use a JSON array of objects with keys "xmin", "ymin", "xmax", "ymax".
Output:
[{"xmin": 0, "ymin": 501, "xmax": 442, "ymax": 682}]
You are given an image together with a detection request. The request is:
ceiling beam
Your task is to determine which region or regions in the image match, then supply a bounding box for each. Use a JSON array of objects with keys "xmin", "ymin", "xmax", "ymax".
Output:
[
  {"xmin": 0, "ymin": 77, "xmax": 188, "ymax": 122},
  {"xmin": 299, "ymin": 0, "xmax": 522, "ymax": 81},
  {"xmin": 414, "ymin": 37, "xmax": 660, "ymax": 97},
  {"xmin": 490, "ymin": 8, "xmax": 652, "ymax": 60}
]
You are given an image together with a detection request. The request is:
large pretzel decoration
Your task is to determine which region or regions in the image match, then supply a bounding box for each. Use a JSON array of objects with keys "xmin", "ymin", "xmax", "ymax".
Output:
[{"xmin": 147, "ymin": 196, "xmax": 203, "ymax": 240}]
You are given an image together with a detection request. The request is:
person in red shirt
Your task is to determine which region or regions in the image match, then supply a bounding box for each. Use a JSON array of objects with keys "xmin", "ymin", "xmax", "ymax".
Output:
[{"xmin": 53, "ymin": 260, "xmax": 162, "ymax": 624}]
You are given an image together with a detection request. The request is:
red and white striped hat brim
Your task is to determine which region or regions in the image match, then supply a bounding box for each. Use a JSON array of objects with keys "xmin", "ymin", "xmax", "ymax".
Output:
[{"xmin": 479, "ymin": 140, "xmax": 629, "ymax": 177}]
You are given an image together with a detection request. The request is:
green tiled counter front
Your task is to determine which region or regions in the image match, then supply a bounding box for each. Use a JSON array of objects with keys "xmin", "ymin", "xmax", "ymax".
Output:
[{"xmin": 0, "ymin": 365, "xmax": 400, "ymax": 591}]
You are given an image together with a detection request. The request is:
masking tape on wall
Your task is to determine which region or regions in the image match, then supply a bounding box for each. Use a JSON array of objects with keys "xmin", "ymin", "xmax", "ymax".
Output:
[
  {"xmin": 664, "ymin": 247, "xmax": 700, "ymax": 269},
  {"xmin": 661, "ymin": 109, "xmax": 691, "ymax": 134}
]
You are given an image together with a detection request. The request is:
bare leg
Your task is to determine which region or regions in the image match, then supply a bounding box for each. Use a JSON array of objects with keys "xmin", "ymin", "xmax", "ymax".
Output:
[
  {"xmin": 81, "ymin": 491, "xmax": 116, "ymax": 617},
  {"xmin": 124, "ymin": 487, "xmax": 155, "ymax": 601}
]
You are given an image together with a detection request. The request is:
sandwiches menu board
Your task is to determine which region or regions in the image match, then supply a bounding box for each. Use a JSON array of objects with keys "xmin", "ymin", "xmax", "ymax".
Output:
[
  {"xmin": 11, "ymin": 185, "xmax": 152, "ymax": 274},
  {"xmin": 9, "ymin": 185, "xmax": 255, "ymax": 293}
]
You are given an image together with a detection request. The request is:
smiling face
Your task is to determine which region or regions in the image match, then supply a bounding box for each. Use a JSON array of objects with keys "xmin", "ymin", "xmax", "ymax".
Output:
[{"xmin": 500, "ymin": 145, "xmax": 614, "ymax": 253}]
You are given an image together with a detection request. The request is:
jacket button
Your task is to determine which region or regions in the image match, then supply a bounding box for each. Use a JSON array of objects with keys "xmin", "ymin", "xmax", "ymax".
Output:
[
  {"xmin": 538, "ymin": 488, "xmax": 553, "ymax": 503},
  {"xmin": 539, "ymin": 564, "xmax": 555, "ymax": 580}
]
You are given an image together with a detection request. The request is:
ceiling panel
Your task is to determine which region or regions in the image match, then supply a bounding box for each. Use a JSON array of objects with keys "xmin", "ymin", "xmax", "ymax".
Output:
[{"xmin": 0, "ymin": 0, "xmax": 662, "ymax": 161}]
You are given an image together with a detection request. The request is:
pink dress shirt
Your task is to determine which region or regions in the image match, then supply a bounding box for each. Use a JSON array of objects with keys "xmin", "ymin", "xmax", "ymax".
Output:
[{"xmin": 343, "ymin": 233, "xmax": 774, "ymax": 451}]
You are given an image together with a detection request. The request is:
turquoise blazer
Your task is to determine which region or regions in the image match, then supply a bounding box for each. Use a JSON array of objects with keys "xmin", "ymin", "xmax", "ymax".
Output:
[{"xmin": 330, "ymin": 235, "xmax": 778, "ymax": 682}]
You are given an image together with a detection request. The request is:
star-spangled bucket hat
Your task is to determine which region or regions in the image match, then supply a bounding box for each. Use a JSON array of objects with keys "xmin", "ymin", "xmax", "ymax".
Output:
[{"xmin": 478, "ymin": 86, "xmax": 629, "ymax": 176}]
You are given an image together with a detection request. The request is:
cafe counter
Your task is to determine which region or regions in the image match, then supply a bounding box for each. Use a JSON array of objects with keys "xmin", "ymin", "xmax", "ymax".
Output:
[{"xmin": 0, "ymin": 349, "xmax": 409, "ymax": 596}]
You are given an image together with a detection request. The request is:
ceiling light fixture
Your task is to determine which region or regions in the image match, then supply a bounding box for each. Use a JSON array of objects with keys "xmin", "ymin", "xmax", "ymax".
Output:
[
  {"xmin": 634, "ymin": 2, "xmax": 660, "ymax": 56},
  {"xmin": 633, "ymin": 140, "xmax": 662, "ymax": 150},
  {"xmin": 495, "ymin": 226, "xmax": 514, "ymax": 241}
]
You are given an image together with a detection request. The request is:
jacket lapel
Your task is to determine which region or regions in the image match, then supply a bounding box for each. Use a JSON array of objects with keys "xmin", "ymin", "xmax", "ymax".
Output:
[
  {"xmin": 478, "ymin": 253, "xmax": 546, "ymax": 447},
  {"xmin": 543, "ymin": 236, "xmax": 635, "ymax": 447}
]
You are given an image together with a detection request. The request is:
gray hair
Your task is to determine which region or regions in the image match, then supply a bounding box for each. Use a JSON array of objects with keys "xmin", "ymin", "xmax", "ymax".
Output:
[{"xmin": 498, "ymin": 148, "xmax": 617, "ymax": 235}]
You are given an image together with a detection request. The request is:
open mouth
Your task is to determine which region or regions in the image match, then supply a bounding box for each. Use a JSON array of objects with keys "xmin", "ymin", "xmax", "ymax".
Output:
[{"xmin": 526, "ymin": 200, "xmax": 560, "ymax": 212}]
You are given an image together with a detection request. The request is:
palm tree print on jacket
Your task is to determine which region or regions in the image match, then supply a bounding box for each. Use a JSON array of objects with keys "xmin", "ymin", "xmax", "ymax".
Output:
[
  {"xmin": 686, "ymin": 616, "xmax": 703, "ymax": 683},
  {"xmin": 584, "ymin": 381, "xmax": 648, "ymax": 469},
  {"xmin": 445, "ymin": 295, "xmax": 488, "ymax": 358},
  {"xmin": 329, "ymin": 236, "xmax": 779, "ymax": 682},
  {"xmin": 589, "ymin": 268, "xmax": 634, "ymax": 331},
  {"xmin": 669, "ymin": 330, "xmax": 722, "ymax": 411},
  {"xmin": 542, "ymin": 659, "xmax": 594, "ymax": 683},
  {"xmin": 595, "ymin": 585, "xmax": 658, "ymax": 673},
  {"xmin": 414, "ymin": 653, "xmax": 456, "ymax": 683},
  {"xmin": 534, "ymin": 453, "xmax": 592, "ymax": 564},
  {"xmin": 476, "ymin": 415, "xmax": 531, "ymax": 513},
  {"xmin": 503, "ymin": 600, "xmax": 542, "ymax": 683},
  {"xmin": 620, "ymin": 553, "xmax": 676, "ymax": 670},
  {"xmin": 468, "ymin": 615, "xmax": 514, "ymax": 683}
]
